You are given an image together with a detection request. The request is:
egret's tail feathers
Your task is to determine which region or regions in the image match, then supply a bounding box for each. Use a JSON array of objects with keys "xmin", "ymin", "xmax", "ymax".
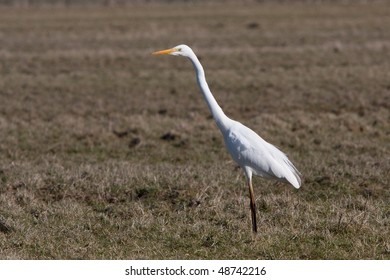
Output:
[
  {"xmin": 283, "ymin": 158, "xmax": 301, "ymax": 189},
  {"xmin": 257, "ymin": 141, "xmax": 302, "ymax": 189}
]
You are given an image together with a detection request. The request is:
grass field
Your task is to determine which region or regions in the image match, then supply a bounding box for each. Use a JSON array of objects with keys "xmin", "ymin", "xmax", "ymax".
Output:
[{"xmin": 0, "ymin": 2, "xmax": 389, "ymax": 259}]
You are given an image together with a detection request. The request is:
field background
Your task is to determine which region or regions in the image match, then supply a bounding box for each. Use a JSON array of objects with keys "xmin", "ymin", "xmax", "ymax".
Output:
[{"xmin": 0, "ymin": 1, "xmax": 389, "ymax": 259}]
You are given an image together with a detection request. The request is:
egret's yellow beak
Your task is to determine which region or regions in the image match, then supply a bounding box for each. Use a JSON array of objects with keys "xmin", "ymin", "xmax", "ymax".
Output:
[{"xmin": 152, "ymin": 48, "xmax": 176, "ymax": 55}]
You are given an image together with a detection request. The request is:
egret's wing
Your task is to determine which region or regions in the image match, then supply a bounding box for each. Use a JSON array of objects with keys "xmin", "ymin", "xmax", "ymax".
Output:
[
  {"xmin": 263, "ymin": 141, "xmax": 301, "ymax": 188},
  {"xmin": 226, "ymin": 122, "xmax": 301, "ymax": 189}
]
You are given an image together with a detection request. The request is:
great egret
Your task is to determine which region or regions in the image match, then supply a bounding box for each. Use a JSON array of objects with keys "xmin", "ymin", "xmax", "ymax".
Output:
[{"xmin": 153, "ymin": 44, "xmax": 301, "ymax": 233}]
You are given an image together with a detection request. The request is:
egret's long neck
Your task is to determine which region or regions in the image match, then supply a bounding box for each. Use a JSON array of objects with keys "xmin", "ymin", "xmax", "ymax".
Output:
[{"xmin": 187, "ymin": 53, "xmax": 231, "ymax": 131}]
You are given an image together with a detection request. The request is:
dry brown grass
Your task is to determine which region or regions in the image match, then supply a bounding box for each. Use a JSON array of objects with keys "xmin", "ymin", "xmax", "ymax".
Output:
[{"xmin": 0, "ymin": 2, "xmax": 389, "ymax": 259}]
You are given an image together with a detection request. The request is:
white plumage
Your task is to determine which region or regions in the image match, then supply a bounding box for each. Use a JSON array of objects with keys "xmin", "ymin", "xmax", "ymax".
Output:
[{"xmin": 224, "ymin": 121, "xmax": 301, "ymax": 189}]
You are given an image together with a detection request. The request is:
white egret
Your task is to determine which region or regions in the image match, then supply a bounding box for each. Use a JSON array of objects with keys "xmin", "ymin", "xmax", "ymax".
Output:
[{"xmin": 153, "ymin": 44, "xmax": 301, "ymax": 233}]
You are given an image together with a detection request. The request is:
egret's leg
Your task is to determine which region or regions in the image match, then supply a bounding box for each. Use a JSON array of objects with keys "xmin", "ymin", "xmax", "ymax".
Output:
[{"xmin": 248, "ymin": 179, "xmax": 257, "ymax": 233}]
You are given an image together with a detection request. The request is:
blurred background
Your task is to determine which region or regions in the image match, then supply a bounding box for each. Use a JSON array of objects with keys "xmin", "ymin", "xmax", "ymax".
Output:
[{"xmin": 0, "ymin": 0, "xmax": 389, "ymax": 259}]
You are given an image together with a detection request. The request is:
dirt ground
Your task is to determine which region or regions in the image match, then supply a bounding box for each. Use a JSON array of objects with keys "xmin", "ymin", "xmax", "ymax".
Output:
[{"xmin": 0, "ymin": 2, "xmax": 389, "ymax": 259}]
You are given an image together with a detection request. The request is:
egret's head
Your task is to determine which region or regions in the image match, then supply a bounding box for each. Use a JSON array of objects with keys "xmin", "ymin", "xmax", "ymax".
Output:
[{"xmin": 152, "ymin": 44, "xmax": 193, "ymax": 57}]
